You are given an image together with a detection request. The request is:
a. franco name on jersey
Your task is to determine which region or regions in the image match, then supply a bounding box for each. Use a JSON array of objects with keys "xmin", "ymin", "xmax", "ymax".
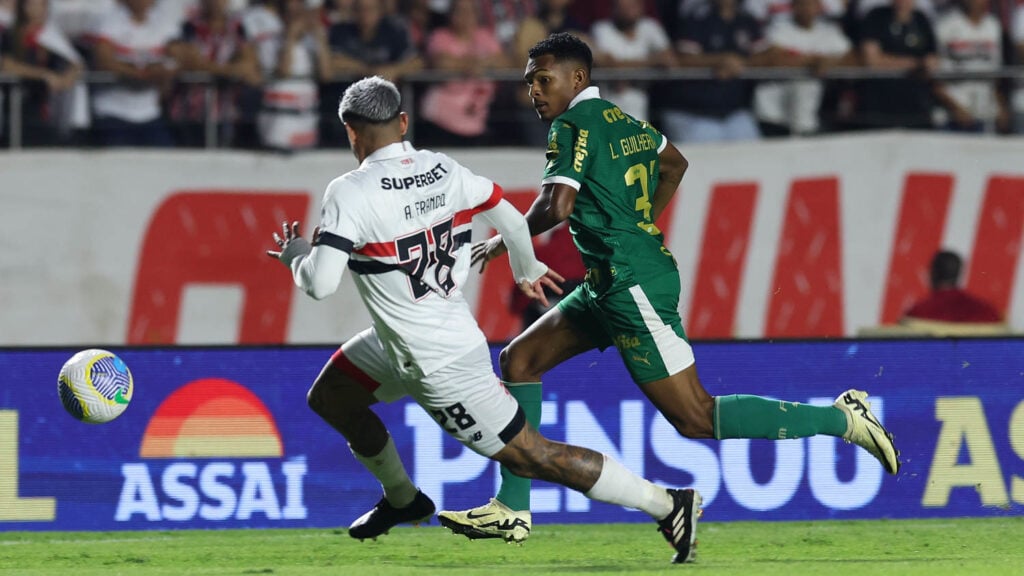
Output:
[{"xmin": 404, "ymin": 193, "xmax": 448, "ymax": 220}]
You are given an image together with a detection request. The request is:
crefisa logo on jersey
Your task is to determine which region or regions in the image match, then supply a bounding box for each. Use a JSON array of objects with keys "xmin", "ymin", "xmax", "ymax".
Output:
[{"xmin": 115, "ymin": 379, "xmax": 307, "ymax": 523}]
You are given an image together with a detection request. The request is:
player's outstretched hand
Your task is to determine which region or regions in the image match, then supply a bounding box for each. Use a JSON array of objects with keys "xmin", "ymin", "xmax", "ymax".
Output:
[
  {"xmin": 266, "ymin": 220, "xmax": 311, "ymax": 266},
  {"xmin": 471, "ymin": 234, "xmax": 508, "ymax": 273},
  {"xmin": 517, "ymin": 268, "xmax": 566, "ymax": 308}
]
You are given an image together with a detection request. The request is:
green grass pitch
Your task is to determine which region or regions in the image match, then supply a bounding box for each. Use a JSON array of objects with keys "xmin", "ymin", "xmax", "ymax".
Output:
[{"xmin": 2, "ymin": 518, "xmax": 1022, "ymax": 575}]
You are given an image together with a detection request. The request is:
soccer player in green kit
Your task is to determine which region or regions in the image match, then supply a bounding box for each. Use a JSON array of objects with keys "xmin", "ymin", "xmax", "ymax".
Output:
[{"xmin": 438, "ymin": 33, "xmax": 901, "ymax": 556}]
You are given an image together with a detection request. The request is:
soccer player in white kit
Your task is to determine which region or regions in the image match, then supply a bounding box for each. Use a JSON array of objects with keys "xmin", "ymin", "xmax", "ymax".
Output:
[{"xmin": 266, "ymin": 76, "xmax": 702, "ymax": 563}]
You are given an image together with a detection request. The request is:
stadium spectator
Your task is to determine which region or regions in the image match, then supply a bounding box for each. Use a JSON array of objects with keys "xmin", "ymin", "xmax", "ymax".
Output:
[
  {"xmin": 477, "ymin": 0, "xmax": 537, "ymax": 48},
  {"xmin": 902, "ymin": 249, "xmax": 1003, "ymax": 323},
  {"xmin": 322, "ymin": 0, "xmax": 421, "ymax": 145},
  {"xmin": 90, "ymin": 0, "xmax": 184, "ymax": 147},
  {"xmin": 853, "ymin": 0, "xmax": 938, "ymax": 130},
  {"xmin": 854, "ymin": 0, "xmax": 938, "ymax": 19},
  {"xmin": 512, "ymin": 0, "xmax": 589, "ymax": 145},
  {"xmin": 45, "ymin": 0, "xmax": 115, "ymax": 67},
  {"xmin": 517, "ymin": 0, "xmax": 586, "ymax": 40},
  {"xmin": 243, "ymin": 0, "xmax": 331, "ymax": 151},
  {"xmin": 657, "ymin": 0, "xmax": 770, "ymax": 143},
  {"xmin": 398, "ymin": 0, "xmax": 445, "ymax": 52},
  {"xmin": 418, "ymin": 0, "xmax": 509, "ymax": 146},
  {"xmin": 270, "ymin": 74, "xmax": 704, "ymax": 565},
  {"xmin": 320, "ymin": 0, "xmax": 355, "ymax": 25},
  {"xmin": 569, "ymin": 0, "xmax": 660, "ymax": 29},
  {"xmin": 1009, "ymin": 0, "xmax": 1024, "ymax": 133},
  {"xmin": 754, "ymin": 0, "xmax": 855, "ymax": 136},
  {"xmin": 590, "ymin": 0, "xmax": 675, "ymax": 122},
  {"xmin": 659, "ymin": 0, "xmax": 841, "ymax": 34},
  {"xmin": 931, "ymin": 0, "xmax": 1008, "ymax": 133},
  {"xmin": 442, "ymin": 33, "xmax": 900, "ymax": 547},
  {"xmin": 3, "ymin": 0, "xmax": 84, "ymax": 146},
  {"xmin": 513, "ymin": 0, "xmax": 588, "ymax": 63},
  {"xmin": 171, "ymin": 0, "xmax": 261, "ymax": 147},
  {"xmin": 326, "ymin": 0, "xmax": 421, "ymax": 82}
]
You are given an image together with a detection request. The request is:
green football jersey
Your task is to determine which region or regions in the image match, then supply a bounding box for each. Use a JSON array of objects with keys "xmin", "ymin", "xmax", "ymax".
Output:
[{"xmin": 542, "ymin": 91, "xmax": 677, "ymax": 293}]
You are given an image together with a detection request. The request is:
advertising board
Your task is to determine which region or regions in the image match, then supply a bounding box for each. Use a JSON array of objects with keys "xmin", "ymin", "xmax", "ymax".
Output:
[{"xmin": 3, "ymin": 339, "xmax": 1021, "ymax": 531}]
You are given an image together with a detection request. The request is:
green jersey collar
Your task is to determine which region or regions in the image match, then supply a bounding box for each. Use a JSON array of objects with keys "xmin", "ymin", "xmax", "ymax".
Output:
[{"xmin": 568, "ymin": 86, "xmax": 601, "ymax": 111}]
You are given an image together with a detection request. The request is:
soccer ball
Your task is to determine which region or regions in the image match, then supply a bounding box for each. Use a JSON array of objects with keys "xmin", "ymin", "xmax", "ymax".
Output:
[{"xmin": 58, "ymin": 349, "xmax": 133, "ymax": 423}]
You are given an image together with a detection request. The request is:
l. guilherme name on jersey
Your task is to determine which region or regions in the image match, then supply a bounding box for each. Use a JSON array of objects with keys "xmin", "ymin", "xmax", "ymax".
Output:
[{"xmin": 380, "ymin": 162, "xmax": 449, "ymax": 190}]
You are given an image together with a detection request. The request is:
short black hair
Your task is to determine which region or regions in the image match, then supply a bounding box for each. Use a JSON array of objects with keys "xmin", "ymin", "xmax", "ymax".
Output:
[
  {"xmin": 930, "ymin": 250, "xmax": 962, "ymax": 288},
  {"xmin": 528, "ymin": 32, "xmax": 593, "ymax": 74}
]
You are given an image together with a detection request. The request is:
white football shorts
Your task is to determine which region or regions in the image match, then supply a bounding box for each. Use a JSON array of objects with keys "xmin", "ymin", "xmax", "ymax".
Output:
[{"xmin": 329, "ymin": 327, "xmax": 525, "ymax": 457}]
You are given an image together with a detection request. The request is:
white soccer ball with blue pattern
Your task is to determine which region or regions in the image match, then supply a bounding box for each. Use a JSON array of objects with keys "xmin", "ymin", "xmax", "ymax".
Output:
[{"xmin": 58, "ymin": 349, "xmax": 133, "ymax": 423}]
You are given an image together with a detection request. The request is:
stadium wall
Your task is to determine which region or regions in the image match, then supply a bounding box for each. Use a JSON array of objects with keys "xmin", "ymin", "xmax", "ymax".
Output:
[
  {"xmin": 1, "ymin": 340, "xmax": 1022, "ymax": 531},
  {"xmin": 0, "ymin": 132, "xmax": 1021, "ymax": 346}
]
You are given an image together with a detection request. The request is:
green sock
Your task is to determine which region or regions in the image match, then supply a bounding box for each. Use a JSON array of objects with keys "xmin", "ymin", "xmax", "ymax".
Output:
[
  {"xmin": 714, "ymin": 394, "xmax": 848, "ymax": 440},
  {"xmin": 495, "ymin": 381, "xmax": 542, "ymax": 512}
]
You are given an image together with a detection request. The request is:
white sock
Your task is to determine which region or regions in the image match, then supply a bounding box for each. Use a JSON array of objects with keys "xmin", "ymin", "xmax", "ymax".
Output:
[
  {"xmin": 584, "ymin": 455, "xmax": 674, "ymax": 520},
  {"xmin": 350, "ymin": 436, "xmax": 417, "ymax": 508}
]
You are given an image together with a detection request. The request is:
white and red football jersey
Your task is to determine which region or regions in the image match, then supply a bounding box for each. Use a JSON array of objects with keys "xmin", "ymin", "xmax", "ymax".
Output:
[
  {"xmin": 935, "ymin": 9, "xmax": 1002, "ymax": 124},
  {"xmin": 316, "ymin": 141, "xmax": 502, "ymax": 378},
  {"xmin": 90, "ymin": 2, "xmax": 180, "ymax": 123}
]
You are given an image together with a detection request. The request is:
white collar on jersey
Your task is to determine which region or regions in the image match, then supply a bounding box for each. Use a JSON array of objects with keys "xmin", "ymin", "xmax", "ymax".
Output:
[
  {"xmin": 567, "ymin": 86, "xmax": 601, "ymax": 111},
  {"xmin": 362, "ymin": 141, "xmax": 414, "ymax": 165}
]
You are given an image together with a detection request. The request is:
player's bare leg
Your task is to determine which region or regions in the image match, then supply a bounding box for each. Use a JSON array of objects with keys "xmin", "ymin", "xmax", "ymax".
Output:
[
  {"xmin": 307, "ymin": 363, "xmax": 434, "ymax": 540},
  {"xmin": 437, "ymin": 309, "xmax": 595, "ymax": 542},
  {"xmin": 486, "ymin": 423, "xmax": 701, "ymax": 563},
  {"xmin": 499, "ymin": 308, "xmax": 597, "ymax": 383},
  {"xmin": 441, "ymin": 421, "xmax": 703, "ymax": 562},
  {"xmin": 637, "ymin": 364, "xmax": 716, "ymax": 438}
]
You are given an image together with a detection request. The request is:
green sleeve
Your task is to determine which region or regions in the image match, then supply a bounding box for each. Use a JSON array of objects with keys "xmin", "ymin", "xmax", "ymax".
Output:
[{"xmin": 541, "ymin": 119, "xmax": 593, "ymax": 186}]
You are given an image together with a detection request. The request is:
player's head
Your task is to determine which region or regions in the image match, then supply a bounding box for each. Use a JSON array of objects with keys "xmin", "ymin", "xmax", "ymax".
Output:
[
  {"xmin": 524, "ymin": 32, "xmax": 593, "ymax": 122},
  {"xmin": 930, "ymin": 250, "xmax": 962, "ymax": 289},
  {"xmin": 338, "ymin": 76, "xmax": 408, "ymax": 161}
]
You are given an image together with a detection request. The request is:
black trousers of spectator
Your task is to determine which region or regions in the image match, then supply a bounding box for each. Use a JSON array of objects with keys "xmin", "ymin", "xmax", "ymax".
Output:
[{"xmin": 93, "ymin": 116, "xmax": 175, "ymax": 147}]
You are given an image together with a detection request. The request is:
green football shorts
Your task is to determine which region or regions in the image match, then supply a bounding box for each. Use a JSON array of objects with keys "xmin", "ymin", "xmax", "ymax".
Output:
[{"xmin": 557, "ymin": 271, "xmax": 696, "ymax": 384}]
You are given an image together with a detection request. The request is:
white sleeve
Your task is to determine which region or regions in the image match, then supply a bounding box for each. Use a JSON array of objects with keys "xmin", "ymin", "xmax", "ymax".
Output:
[
  {"xmin": 290, "ymin": 243, "xmax": 350, "ymax": 300},
  {"xmin": 478, "ymin": 199, "xmax": 548, "ymax": 284},
  {"xmin": 287, "ymin": 179, "xmax": 360, "ymax": 300}
]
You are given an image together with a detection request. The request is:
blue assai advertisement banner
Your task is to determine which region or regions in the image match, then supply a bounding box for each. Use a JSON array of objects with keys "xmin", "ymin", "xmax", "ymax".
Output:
[{"xmin": 1, "ymin": 339, "xmax": 1022, "ymax": 531}]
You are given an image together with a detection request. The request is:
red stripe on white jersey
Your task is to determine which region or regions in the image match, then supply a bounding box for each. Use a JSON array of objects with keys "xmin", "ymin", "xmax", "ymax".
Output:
[
  {"xmin": 357, "ymin": 241, "xmax": 398, "ymax": 258},
  {"xmin": 454, "ymin": 183, "xmax": 503, "ymax": 227}
]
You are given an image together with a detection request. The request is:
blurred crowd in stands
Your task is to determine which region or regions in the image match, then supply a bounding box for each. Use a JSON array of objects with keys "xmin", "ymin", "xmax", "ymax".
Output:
[{"xmin": 2, "ymin": 0, "xmax": 1024, "ymax": 150}]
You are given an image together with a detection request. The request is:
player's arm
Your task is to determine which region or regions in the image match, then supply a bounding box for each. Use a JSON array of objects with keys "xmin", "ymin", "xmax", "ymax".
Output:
[
  {"xmin": 470, "ymin": 181, "xmax": 578, "ymax": 272},
  {"xmin": 472, "ymin": 119, "xmax": 580, "ymax": 271},
  {"xmin": 524, "ymin": 182, "xmax": 577, "ymax": 236},
  {"xmin": 478, "ymin": 199, "xmax": 564, "ymax": 306},
  {"xmin": 267, "ymin": 221, "xmax": 350, "ymax": 300},
  {"xmin": 650, "ymin": 139, "xmax": 688, "ymax": 223}
]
